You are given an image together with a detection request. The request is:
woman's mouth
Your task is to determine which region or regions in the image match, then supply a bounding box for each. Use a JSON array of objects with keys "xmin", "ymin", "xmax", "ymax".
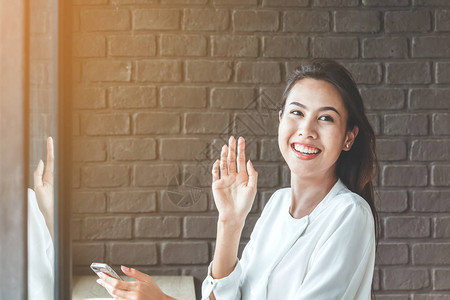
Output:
[{"xmin": 291, "ymin": 143, "xmax": 321, "ymax": 160}]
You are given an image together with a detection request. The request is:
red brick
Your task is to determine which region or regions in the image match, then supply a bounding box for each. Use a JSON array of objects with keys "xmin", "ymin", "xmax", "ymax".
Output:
[
  {"xmin": 81, "ymin": 165, "xmax": 130, "ymax": 187},
  {"xmin": 283, "ymin": 11, "xmax": 329, "ymax": 32},
  {"xmin": 132, "ymin": 9, "xmax": 180, "ymax": 30},
  {"xmin": 212, "ymin": 35, "xmax": 258, "ymax": 57},
  {"xmin": 111, "ymin": 138, "xmax": 156, "ymax": 161},
  {"xmin": 135, "ymin": 216, "xmax": 181, "ymax": 238},
  {"xmin": 134, "ymin": 112, "xmax": 180, "ymax": 134},
  {"xmin": 161, "ymin": 242, "xmax": 208, "ymax": 264},
  {"xmin": 136, "ymin": 60, "xmax": 181, "ymax": 82},
  {"xmin": 80, "ymin": 9, "xmax": 130, "ymax": 31},
  {"xmin": 109, "ymin": 243, "xmax": 157, "ymax": 265},
  {"xmin": 108, "ymin": 191, "xmax": 156, "ymax": 213},
  {"xmin": 83, "ymin": 61, "xmax": 131, "ymax": 82},
  {"xmin": 384, "ymin": 216, "xmax": 430, "ymax": 238},
  {"xmin": 109, "ymin": 86, "xmax": 156, "ymax": 109},
  {"xmin": 83, "ymin": 217, "xmax": 132, "ymax": 239},
  {"xmin": 160, "ymin": 34, "xmax": 207, "ymax": 57},
  {"xmin": 183, "ymin": 9, "xmax": 229, "ymax": 31},
  {"xmin": 233, "ymin": 10, "xmax": 279, "ymax": 32},
  {"xmin": 235, "ymin": 61, "xmax": 281, "ymax": 83},
  {"xmin": 82, "ymin": 113, "xmax": 130, "ymax": 135},
  {"xmin": 185, "ymin": 60, "xmax": 232, "ymax": 83},
  {"xmin": 108, "ymin": 35, "xmax": 156, "ymax": 57},
  {"xmin": 263, "ymin": 36, "xmax": 308, "ymax": 58},
  {"xmin": 160, "ymin": 86, "xmax": 207, "ymax": 108}
]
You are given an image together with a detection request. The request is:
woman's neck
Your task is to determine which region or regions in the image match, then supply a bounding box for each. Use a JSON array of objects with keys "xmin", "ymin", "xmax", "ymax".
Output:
[{"xmin": 289, "ymin": 172, "xmax": 338, "ymax": 219}]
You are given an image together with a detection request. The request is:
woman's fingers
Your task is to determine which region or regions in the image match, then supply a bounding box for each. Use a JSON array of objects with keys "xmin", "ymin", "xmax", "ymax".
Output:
[
  {"xmin": 219, "ymin": 144, "xmax": 228, "ymax": 177},
  {"xmin": 247, "ymin": 160, "xmax": 258, "ymax": 189},
  {"xmin": 236, "ymin": 137, "xmax": 246, "ymax": 174},
  {"xmin": 43, "ymin": 137, "xmax": 54, "ymax": 186},
  {"xmin": 227, "ymin": 136, "xmax": 236, "ymax": 174},
  {"xmin": 120, "ymin": 266, "xmax": 151, "ymax": 283},
  {"xmin": 97, "ymin": 278, "xmax": 131, "ymax": 299},
  {"xmin": 212, "ymin": 159, "xmax": 220, "ymax": 182},
  {"xmin": 33, "ymin": 160, "xmax": 44, "ymax": 189}
]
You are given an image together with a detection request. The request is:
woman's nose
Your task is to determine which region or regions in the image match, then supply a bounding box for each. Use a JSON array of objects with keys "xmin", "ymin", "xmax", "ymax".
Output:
[{"xmin": 297, "ymin": 118, "xmax": 318, "ymax": 139}]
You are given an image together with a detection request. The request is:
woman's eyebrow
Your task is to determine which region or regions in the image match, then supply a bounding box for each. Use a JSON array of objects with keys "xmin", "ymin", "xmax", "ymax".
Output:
[{"xmin": 289, "ymin": 101, "xmax": 341, "ymax": 116}]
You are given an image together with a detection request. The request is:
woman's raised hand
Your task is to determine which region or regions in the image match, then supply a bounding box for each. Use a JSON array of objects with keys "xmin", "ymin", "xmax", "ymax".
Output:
[{"xmin": 212, "ymin": 136, "xmax": 258, "ymax": 225}]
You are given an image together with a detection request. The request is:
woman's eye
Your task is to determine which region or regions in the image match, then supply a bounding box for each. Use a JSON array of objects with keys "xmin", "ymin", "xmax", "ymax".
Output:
[
  {"xmin": 291, "ymin": 110, "xmax": 303, "ymax": 116},
  {"xmin": 319, "ymin": 115, "xmax": 334, "ymax": 122}
]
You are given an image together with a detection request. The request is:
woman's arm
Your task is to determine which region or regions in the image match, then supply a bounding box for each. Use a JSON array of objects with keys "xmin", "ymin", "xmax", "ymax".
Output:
[
  {"xmin": 33, "ymin": 137, "xmax": 54, "ymax": 240},
  {"xmin": 207, "ymin": 136, "xmax": 258, "ymax": 298}
]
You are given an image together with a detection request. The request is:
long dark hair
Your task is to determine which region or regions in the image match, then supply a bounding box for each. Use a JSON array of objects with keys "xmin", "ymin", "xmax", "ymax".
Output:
[{"xmin": 281, "ymin": 59, "xmax": 380, "ymax": 285}]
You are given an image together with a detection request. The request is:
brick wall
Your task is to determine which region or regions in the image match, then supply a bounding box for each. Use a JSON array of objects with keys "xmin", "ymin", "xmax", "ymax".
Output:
[{"xmin": 71, "ymin": 0, "xmax": 450, "ymax": 298}]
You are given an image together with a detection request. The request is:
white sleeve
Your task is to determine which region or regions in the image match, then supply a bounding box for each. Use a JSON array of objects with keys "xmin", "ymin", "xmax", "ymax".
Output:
[
  {"xmin": 201, "ymin": 260, "xmax": 243, "ymax": 300},
  {"xmin": 294, "ymin": 202, "xmax": 375, "ymax": 300},
  {"xmin": 27, "ymin": 188, "xmax": 55, "ymax": 300}
]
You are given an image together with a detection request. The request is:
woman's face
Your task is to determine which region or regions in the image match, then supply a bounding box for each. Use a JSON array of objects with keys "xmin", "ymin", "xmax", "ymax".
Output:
[{"xmin": 278, "ymin": 78, "xmax": 356, "ymax": 180}]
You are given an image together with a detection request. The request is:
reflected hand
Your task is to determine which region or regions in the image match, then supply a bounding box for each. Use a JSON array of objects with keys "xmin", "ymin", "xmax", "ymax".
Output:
[
  {"xmin": 212, "ymin": 136, "xmax": 258, "ymax": 225},
  {"xmin": 97, "ymin": 266, "xmax": 175, "ymax": 300},
  {"xmin": 33, "ymin": 137, "xmax": 54, "ymax": 238}
]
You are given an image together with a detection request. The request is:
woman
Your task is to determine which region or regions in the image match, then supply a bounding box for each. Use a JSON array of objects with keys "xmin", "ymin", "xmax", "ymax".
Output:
[{"xmin": 97, "ymin": 58, "xmax": 379, "ymax": 300}]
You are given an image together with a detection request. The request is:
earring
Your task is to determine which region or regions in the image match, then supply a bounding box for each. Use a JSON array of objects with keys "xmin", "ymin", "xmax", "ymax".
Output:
[{"xmin": 346, "ymin": 144, "xmax": 350, "ymax": 149}]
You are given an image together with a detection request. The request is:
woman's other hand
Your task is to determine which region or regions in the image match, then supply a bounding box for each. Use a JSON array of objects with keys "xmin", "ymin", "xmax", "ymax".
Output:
[
  {"xmin": 212, "ymin": 136, "xmax": 258, "ymax": 225},
  {"xmin": 33, "ymin": 136, "xmax": 54, "ymax": 238},
  {"xmin": 97, "ymin": 266, "xmax": 175, "ymax": 300}
]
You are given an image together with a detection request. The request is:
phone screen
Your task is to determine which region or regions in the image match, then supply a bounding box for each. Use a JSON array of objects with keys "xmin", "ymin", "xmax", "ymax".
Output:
[{"xmin": 90, "ymin": 262, "xmax": 123, "ymax": 281}]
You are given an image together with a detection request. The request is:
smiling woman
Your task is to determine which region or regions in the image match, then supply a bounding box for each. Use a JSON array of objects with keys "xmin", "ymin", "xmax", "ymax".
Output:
[{"xmin": 95, "ymin": 59, "xmax": 380, "ymax": 300}]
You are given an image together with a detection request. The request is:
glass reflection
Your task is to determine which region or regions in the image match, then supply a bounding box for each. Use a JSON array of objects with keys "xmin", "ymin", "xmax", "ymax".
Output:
[{"xmin": 28, "ymin": 0, "xmax": 58, "ymax": 297}]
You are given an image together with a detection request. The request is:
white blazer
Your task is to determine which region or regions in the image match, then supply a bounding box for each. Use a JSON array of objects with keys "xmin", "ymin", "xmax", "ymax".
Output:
[{"xmin": 202, "ymin": 179, "xmax": 375, "ymax": 300}]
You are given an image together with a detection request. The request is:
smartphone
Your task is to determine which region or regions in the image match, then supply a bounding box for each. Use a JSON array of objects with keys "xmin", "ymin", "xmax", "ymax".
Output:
[{"xmin": 90, "ymin": 262, "xmax": 123, "ymax": 281}]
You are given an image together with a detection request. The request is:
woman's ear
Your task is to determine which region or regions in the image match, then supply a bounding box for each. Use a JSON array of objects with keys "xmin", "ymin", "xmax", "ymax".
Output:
[
  {"xmin": 343, "ymin": 126, "xmax": 359, "ymax": 151},
  {"xmin": 279, "ymin": 110, "xmax": 283, "ymax": 122}
]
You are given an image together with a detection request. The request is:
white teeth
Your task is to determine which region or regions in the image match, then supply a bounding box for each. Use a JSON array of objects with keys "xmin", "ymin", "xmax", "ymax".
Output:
[{"xmin": 293, "ymin": 144, "xmax": 320, "ymax": 154}]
